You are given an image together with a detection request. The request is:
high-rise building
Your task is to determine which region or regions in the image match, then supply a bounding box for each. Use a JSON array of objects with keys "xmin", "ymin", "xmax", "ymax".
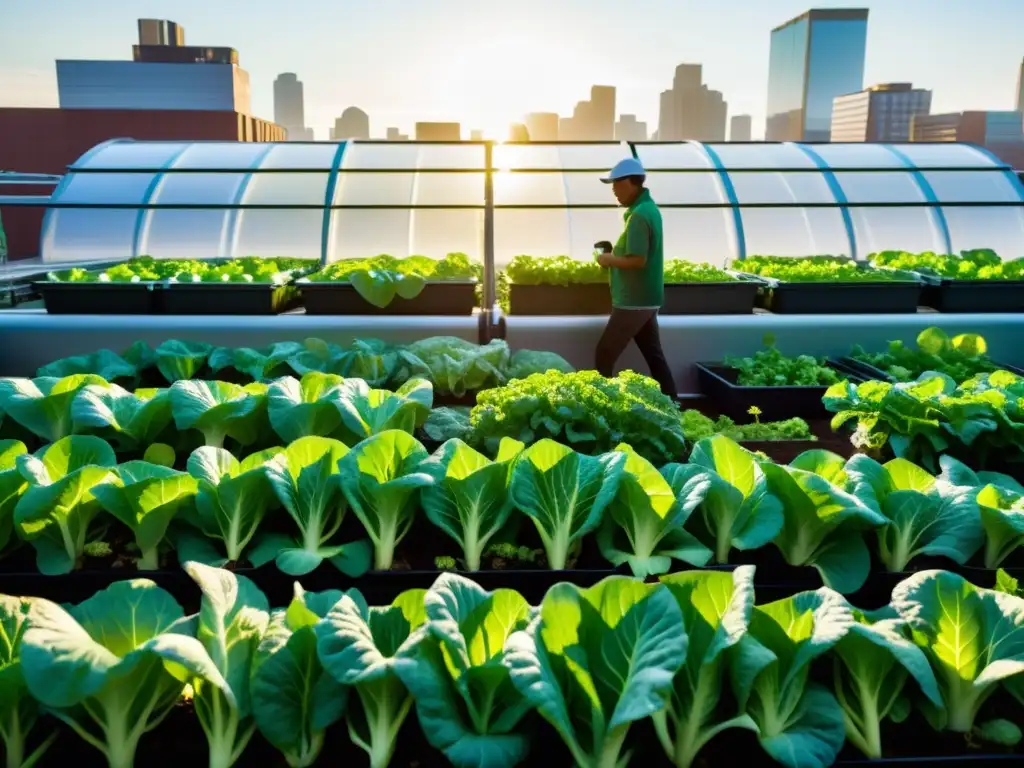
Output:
[
  {"xmin": 509, "ymin": 123, "xmax": 530, "ymax": 142},
  {"xmin": 415, "ymin": 122, "xmax": 460, "ymax": 140},
  {"xmin": 525, "ymin": 112, "xmax": 559, "ymax": 141},
  {"xmin": 331, "ymin": 107, "xmax": 370, "ymax": 140},
  {"xmin": 1016, "ymin": 58, "xmax": 1024, "ymax": 113},
  {"xmin": 703, "ymin": 89, "xmax": 728, "ymax": 141},
  {"xmin": 730, "ymin": 114, "xmax": 753, "ymax": 141},
  {"xmin": 274, "ymin": 73, "xmax": 308, "ymax": 141},
  {"xmin": 590, "ymin": 86, "xmax": 616, "ymax": 139},
  {"xmin": 558, "ymin": 116, "xmax": 574, "ymax": 141},
  {"xmin": 615, "ymin": 115, "xmax": 648, "ymax": 142},
  {"xmin": 470, "ymin": 129, "xmax": 484, "ymax": 141},
  {"xmin": 385, "ymin": 127, "xmax": 408, "ymax": 141},
  {"xmin": 656, "ymin": 64, "xmax": 727, "ymax": 141},
  {"xmin": 831, "ymin": 83, "xmax": 931, "ymax": 142},
  {"xmin": 658, "ymin": 90, "xmax": 678, "ymax": 141},
  {"xmin": 766, "ymin": 8, "xmax": 869, "ymax": 141},
  {"xmin": 911, "ymin": 110, "xmax": 1024, "ymax": 168},
  {"xmin": 138, "ymin": 19, "xmax": 184, "ymax": 47}
]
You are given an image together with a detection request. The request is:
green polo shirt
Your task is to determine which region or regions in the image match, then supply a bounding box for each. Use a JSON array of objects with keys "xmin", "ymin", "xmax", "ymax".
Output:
[{"xmin": 610, "ymin": 188, "xmax": 664, "ymax": 309}]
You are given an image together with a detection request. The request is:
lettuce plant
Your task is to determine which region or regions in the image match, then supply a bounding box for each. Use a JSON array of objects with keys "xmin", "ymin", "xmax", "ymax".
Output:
[
  {"xmin": 761, "ymin": 451, "xmax": 887, "ymax": 594},
  {"xmin": 169, "ymin": 380, "xmax": 269, "ymax": 449},
  {"xmin": 251, "ymin": 584, "xmax": 349, "ymax": 767},
  {"xmin": 597, "ymin": 445, "xmax": 712, "ymax": 578},
  {"xmin": 316, "ymin": 588, "xmax": 427, "ymax": 768},
  {"xmin": 19, "ymin": 579, "xmax": 231, "ymax": 768},
  {"xmin": 654, "ymin": 567, "xmax": 757, "ymax": 768},
  {"xmin": 13, "ymin": 435, "xmax": 118, "ymax": 575},
  {"xmin": 831, "ymin": 605, "xmax": 942, "ymax": 758},
  {"xmin": 418, "ymin": 438, "xmax": 524, "ymax": 571},
  {"xmin": 396, "ymin": 337, "xmax": 510, "ymax": 397},
  {"xmin": 71, "ymin": 383, "xmax": 173, "ymax": 452},
  {"xmin": 685, "ymin": 435, "xmax": 784, "ymax": 564},
  {"xmin": 266, "ymin": 372, "xmax": 346, "ymax": 443},
  {"xmin": 37, "ymin": 348, "xmax": 137, "ymax": 382},
  {"xmin": 338, "ymin": 431, "xmax": 434, "ymax": 570},
  {"xmin": 891, "ymin": 569, "xmax": 1024, "ymax": 733},
  {"xmin": 334, "ymin": 377, "xmax": 433, "ymax": 446},
  {"xmin": 185, "ymin": 563, "xmax": 270, "ymax": 768},
  {"xmin": 395, "ymin": 574, "xmax": 533, "ymax": 768},
  {"xmin": 288, "ymin": 338, "xmax": 398, "ymax": 387},
  {"xmin": 845, "ymin": 455, "xmax": 982, "ymax": 572},
  {"xmin": 177, "ymin": 446, "xmax": 283, "ymax": 567},
  {"xmin": 91, "ymin": 461, "xmax": 199, "ymax": 570},
  {"xmin": 509, "ymin": 439, "xmax": 624, "ymax": 570},
  {"xmin": 208, "ymin": 342, "xmax": 304, "ymax": 382},
  {"xmin": 504, "ymin": 576, "xmax": 685, "ymax": 768},
  {"xmin": 0, "ymin": 374, "xmax": 109, "ymax": 442},
  {"xmin": 729, "ymin": 588, "xmax": 853, "ymax": 768},
  {"xmin": 254, "ymin": 436, "xmax": 372, "ymax": 577},
  {"xmin": 0, "ymin": 440, "xmax": 28, "ymax": 556},
  {"xmin": 0, "ymin": 595, "xmax": 56, "ymax": 768},
  {"xmin": 155, "ymin": 339, "xmax": 213, "ymax": 382}
]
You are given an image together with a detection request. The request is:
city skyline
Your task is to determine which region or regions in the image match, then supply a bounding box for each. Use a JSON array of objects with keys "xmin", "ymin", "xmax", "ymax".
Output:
[{"xmin": 1, "ymin": 0, "xmax": 1022, "ymax": 139}]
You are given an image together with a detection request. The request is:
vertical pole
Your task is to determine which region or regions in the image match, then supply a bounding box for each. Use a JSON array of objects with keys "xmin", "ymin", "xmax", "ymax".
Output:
[{"xmin": 483, "ymin": 141, "xmax": 496, "ymax": 312}]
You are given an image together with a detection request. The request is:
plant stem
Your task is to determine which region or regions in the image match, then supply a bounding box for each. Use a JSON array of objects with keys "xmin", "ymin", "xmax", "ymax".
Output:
[
  {"xmin": 375, "ymin": 514, "xmax": 399, "ymax": 570},
  {"xmin": 138, "ymin": 546, "xmax": 160, "ymax": 571}
]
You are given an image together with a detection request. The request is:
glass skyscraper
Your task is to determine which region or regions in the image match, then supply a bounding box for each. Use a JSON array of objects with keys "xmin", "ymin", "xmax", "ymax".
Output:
[{"xmin": 766, "ymin": 8, "xmax": 869, "ymax": 142}]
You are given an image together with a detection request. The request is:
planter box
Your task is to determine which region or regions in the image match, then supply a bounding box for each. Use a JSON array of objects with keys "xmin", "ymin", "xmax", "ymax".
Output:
[
  {"xmin": 734, "ymin": 271, "xmax": 923, "ymax": 315},
  {"xmin": 35, "ymin": 281, "xmax": 161, "ymax": 314},
  {"xmin": 695, "ymin": 361, "xmax": 862, "ymax": 421},
  {"xmin": 508, "ymin": 277, "xmax": 761, "ymax": 316},
  {"xmin": 161, "ymin": 282, "xmax": 301, "ymax": 315},
  {"xmin": 301, "ymin": 280, "xmax": 478, "ymax": 315},
  {"xmin": 839, "ymin": 356, "xmax": 1024, "ymax": 383},
  {"xmin": 920, "ymin": 277, "xmax": 1024, "ymax": 313}
]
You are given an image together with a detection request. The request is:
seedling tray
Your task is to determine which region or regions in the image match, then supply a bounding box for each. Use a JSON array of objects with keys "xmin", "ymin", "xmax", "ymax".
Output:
[
  {"xmin": 161, "ymin": 282, "xmax": 301, "ymax": 315},
  {"xmin": 733, "ymin": 271, "xmax": 923, "ymax": 314},
  {"xmin": 301, "ymin": 280, "xmax": 478, "ymax": 315},
  {"xmin": 919, "ymin": 277, "xmax": 1024, "ymax": 313},
  {"xmin": 661, "ymin": 276, "xmax": 761, "ymax": 315},
  {"xmin": 695, "ymin": 361, "xmax": 863, "ymax": 421},
  {"xmin": 838, "ymin": 356, "xmax": 1024, "ymax": 383},
  {"xmin": 35, "ymin": 281, "xmax": 161, "ymax": 314},
  {"xmin": 508, "ymin": 283, "xmax": 611, "ymax": 315}
]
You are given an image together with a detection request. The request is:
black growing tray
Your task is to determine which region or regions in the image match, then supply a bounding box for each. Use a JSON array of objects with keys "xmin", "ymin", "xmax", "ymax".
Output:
[
  {"xmin": 662, "ymin": 278, "xmax": 760, "ymax": 315},
  {"xmin": 300, "ymin": 281, "xmax": 478, "ymax": 315},
  {"xmin": 508, "ymin": 283, "xmax": 611, "ymax": 315},
  {"xmin": 839, "ymin": 356, "xmax": 1024, "ymax": 383},
  {"xmin": 737, "ymin": 273, "xmax": 923, "ymax": 315},
  {"xmin": 919, "ymin": 278, "xmax": 1024, "ymax": 313},
  {"xmin": 36, "ymin": 281, "xmax": 161, "ymax": 314},
  {"xmin": 161, "ymin": 283, "xmax": 301, "ymax": 315},
  {"xmin": 695, "ymin": 361, "xmax": 863, "ymax": 421}
]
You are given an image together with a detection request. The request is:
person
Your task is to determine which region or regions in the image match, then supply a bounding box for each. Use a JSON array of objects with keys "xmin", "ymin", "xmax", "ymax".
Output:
[{"xmin": 593, "ymin": 157, "xmax": 677, "ymax": 397}]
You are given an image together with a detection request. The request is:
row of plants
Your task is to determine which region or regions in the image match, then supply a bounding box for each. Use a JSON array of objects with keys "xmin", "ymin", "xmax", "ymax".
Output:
[
  {"xmin": 34, "ymin": 336, "xmax": 573, "ymax": 397},
  {"xmin": 3, "ymin": 565, "xmax": 1024, "ymax": 768},
  {"xmin": 869, "ymin": 249, "xmax": 1024, "ymax": 281},
  {"xmin": 732, "ymin": 254, "xmax": 915, "ymax": 284},
  {"xmin": 47, "ymin": 256, "xmax": 314, "ymax": 285}
]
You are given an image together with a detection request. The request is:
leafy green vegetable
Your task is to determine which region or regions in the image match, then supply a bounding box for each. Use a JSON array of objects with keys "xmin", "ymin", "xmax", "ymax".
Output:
[
  {"xmin": 396, "ymin": 574, "xmax": 533, "ymax": 768},
  {"xmin": 177, "ymin": 446, "xmax": 283, "ymax": 567},
  {"xmin": 939, "ymin": 455, "xmax": 1024, "ymax": 568},
  {"xmin": 208, "ymin": 342, "xmax": 305, "ymax": 382},
  {"xmin": 422, "ymin": 406, "xmax": 472, "ymax": 443},
  {"xmin": 845, "ymin": 455, "xmax": 983, "ymax": 572},
  {"xmin": 92, "ymin": 461, "xmax": 198, "ymax": 570},
  {"xmin": 503, "ymin": 576, "xmax": 685, "ymax": 768},
  {"xmin": 305, "ymin": 253, "xmax": 477, "ymax": 307},
  {"xmin": 255, "ymin": 436, "xmax": 371, "ymax": 577},
  {"xmin": 849, "ymin": 327, "xmax": 1002, "ymax": 384},
  {"xmin": 155, "ymin": 340, "xmax": 213, "ymax": 383},
  {"xmin": 266, "ymin": 372, "xmax": 347, "ymax": 443},
  {"xmin": 334, "ymin": 377, "xmax": 433, "ymax": 446},
  {"xmin": 507, "ymin": 349, "xmax": 575, "ymax": 380},
  {"xmin": 654, "ymin": 567, "xmax": 758, "ymax": 768},
  {"xmin": 337, "ymin": 430, "xmax": 434, "ymax": 570},
  {"xmin": 37, "ymin": 349, "xmax": 136, "ymax": 382},
  {"xmin": 598, "ymin": 444, "xmax": 712, "ymax": 577},
  {"xmin": 725, "ymin": 334, "xmax": 842, "ymax": 387},
  {"xmin": 509, "ymin": 439, "xmax": 624, "ymax": 570},
  {"xmin": 730, "ymin": 588, "xmax": 853, "ymax": 768},
  {"xmin": 20, "ymin": 579, "xmax": 232, "ymax": 768},
  {"xmin": 48, "ymin": 256, "xmax": 311, "ymax": 285},
  {"xmin": 71, "ymin": 384, "xmax": 173, "ymax": 452},
  {"xmin": 251, "ymin": 584, "xmax": 349, "ymax": 767},
  {"xmin": 419, "ymin": 438, "xmax": 524, "ymax": 571},
  {"xmin": 663, "ymin": 261, "xmax": 738, "ymax": 283},
  {"xmin": 185, "ymin": 562, "xmax": 270, "ymax": 768},
  {"xmin": 891, "ymin": 569, "xmax": 1024, "ymax": 733},
  {"xmin": 0, "ymin": 374, "xmax": 110, "ymax": 442},
  {"xmin": 169, "ymin": 380, "xmax": 269, "ymax": 449},
  {"xmin": 0, "ymin": 595, "xmax": 56, "ymax": 768},
  {"xmin": 869, "ymin": 248, "xmax": 1024, "ymax": 281},
  {"xmin": 316, "ymin": 588, "xmax": 427, "ymax": 768},
  {"xmin": 0, "ymin": 440, "xmax": 28, "ymax": 557},
  {"xmin": 470, "ymin": 370, "xmax": 687, "ymax": 465},
  {"xmin": 680, "ymin": 410, "xmax": 814, "ymax": 442},
  {"xmin": 505, "ymin": 255, "xmax": 607, "ymax": 286},
  {"xmin": 13, "ymin": 435, "xmax": 118, "ymax": 575},
  {"xmin": 396, "ymin": 337, "xmax": 510, "ymax": 397},
  {"xmin": 686, "ymin": 435, "xmax": 784, "ymax": 564},
  {"xmin": 738, "ymin": 255, "xmax": 914, "ymax": 283},
  {"xmin": 287, "ymin": 338, "xmax": 399, "ymax": 387}
]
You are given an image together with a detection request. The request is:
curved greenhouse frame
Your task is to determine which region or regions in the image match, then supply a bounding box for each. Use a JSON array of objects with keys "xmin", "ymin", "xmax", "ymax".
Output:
[{"xmin": 40, "ymin": 139, "xmax": 1024, "ymax": 276}]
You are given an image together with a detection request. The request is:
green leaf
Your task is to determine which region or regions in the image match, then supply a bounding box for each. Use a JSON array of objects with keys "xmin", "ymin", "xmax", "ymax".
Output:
[
  {"xmin": 350, "ymin": 269, "xmax": 427, "ymax": 308},
  {"xmin": 71, "ymin": 384, "xmax": 173, "ymax": 451},
  {"xmin": 38, "ymin": 349, "xmax": 136, "ymax": 381},
  {"xmin": 266, "ymin": 372, "xmax": 346, "ymax": 443},
  {"xmin": 334, "ymin": 377, "xmax": 433, "ymax": 446},
  {"xmin": 0, "ymin": 440, "xmax": 28, "ymax": 554},
  {"xmin": 208, "ymin": 342, "xmax": 304, "ymax": 381},
  {"xmin": 170, "ymin": 380, "xmax": 269, "ymax": 449},
  {"xmin": 0, "ymin": 594, "xmax": 53, "ymax": 768},
  {"xmin": 155, "ymin": 340, "xmax": 213, "ymax": 382},
  {"xmin": 0, "ymin": 375, "xmax": 110, "ymax": 443},
  {"xmin": 509, "ymin": 439, "xmax": 625, "ymax": 570}
]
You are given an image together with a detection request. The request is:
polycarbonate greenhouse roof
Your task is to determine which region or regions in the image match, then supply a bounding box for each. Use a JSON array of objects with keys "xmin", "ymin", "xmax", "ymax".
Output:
[{"xmin": 40, "ymin": 138, "xmax": 1024, "ymax": 266}]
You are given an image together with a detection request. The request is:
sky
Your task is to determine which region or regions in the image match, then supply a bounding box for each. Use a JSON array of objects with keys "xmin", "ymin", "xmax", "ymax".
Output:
[{"xmin": 1, "ymin": 0, "xmax": 1022, "ymax": 140}]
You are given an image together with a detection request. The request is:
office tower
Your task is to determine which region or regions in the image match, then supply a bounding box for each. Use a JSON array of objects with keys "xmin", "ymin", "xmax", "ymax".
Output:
[
  {"xmin": 509, "ymin": 123, "xmax": 530, "ymax": 141},
  {"xmin": 766, "ymin": 8, "xmax": 869, "ymax": 141},
  {"xmin": 658, "ymin": 90, "xmax": 678, "ymax": 141},
  {"xmin": 470, "ymin": 129, "xmax": 484, "ymax": 140},
  {"xmin": 558, "ymin": 116, "xmax": 575, "ymax": 141},
  {"xmin": 138, "ymin": 19, "xmax": 184, "ymax": 47},
  {"xmin": 590, "ymin": 86, "xmax": 616, "ymax": 139},
  {"xmin": 525, "ymin": 112, "xmax": 559, "ymax": 141},
  {"xmin": 133, "ymin": 46, "xmax": 237, "ymax": 64},
  {"xmin": 385, "ymin": 127, "xmax": 408, "ymax": 141},
  {"xmin": 332, "ymin": 107, "xmax": 370, "ymax": 140},
  {"xmin": 730, "ymin": 114, "xmax": 753, "ymax": 141},
  {"xmin": 415, "ymin": 122, "xmax": 461, "ymax": 140},
  {"xmin": 274, "ymin": 73, "xmax": 309, "ymax": 141},
  {"xmin": 615, "ymin": 115, "xmax": 648, "ymax": 141},
  {"xmin": 702, "ymin": 89, "xmax": 728, "ymax": 141},
  {"xmin": 1017, "ymin": 58, "xmax": 1024, "ymax": 113},
  {"xmin": 831, "ymin": 83, "xmax": 931, "ymax": 142},
  {"xmin": 656, "ymin": 64, "xmax": 727, "ymax": 141}
]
